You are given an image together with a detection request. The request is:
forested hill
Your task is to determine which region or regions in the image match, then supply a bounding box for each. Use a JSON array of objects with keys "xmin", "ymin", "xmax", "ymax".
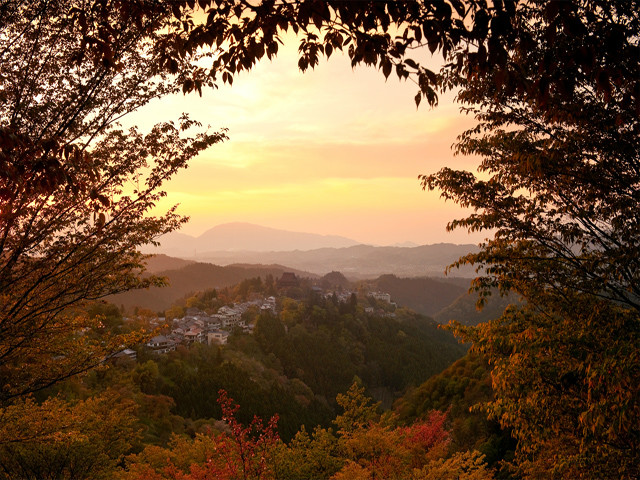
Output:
[
  {"xmin": 110, "ymin": 261, "xmax": 316, "ymax": 310},
  {"xmin": 434, "ymin": 291, "xmax": 522, "ymax": 326},
  {"xmin": 367, "ymin": 276, "xmax": 518, "ymax": 326},
  {"xmin": 123, "ymin": 285, "xmax": 468, "ymax": 440},
  {"xmin": 371, "ymin": 274, "xmax": 469, "ymax": 316},
  {"xmin": 119, "ymin": 255, "xmax": 502, "ymax": 323}
]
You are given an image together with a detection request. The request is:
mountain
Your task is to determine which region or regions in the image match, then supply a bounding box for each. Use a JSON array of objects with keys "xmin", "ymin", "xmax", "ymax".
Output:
[
  {"xmin": 143, "ymin": 254, "xmax": 195, "ymax": 273},
  {"xmin": 195, "ymin": 243, "xmax": 479, "ymax": 277},
  {"xmin": 142, "ymin": 223, "xmax": 479, "ymax": 277},
  {"xmin": 320, "ymin": 271, "xmax": 351, "ymax": 290},
  {"xmin": 143, "ymin": 222, "xmax": 360, "ymax": 256}
]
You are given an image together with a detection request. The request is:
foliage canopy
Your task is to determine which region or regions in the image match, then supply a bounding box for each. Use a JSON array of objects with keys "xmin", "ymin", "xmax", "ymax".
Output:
[{"xmin": 2, "ymin": 0, "xmax": 639, "ymax": 477}]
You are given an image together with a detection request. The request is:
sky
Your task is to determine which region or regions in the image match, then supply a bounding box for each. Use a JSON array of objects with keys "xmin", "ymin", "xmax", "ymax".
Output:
[{"xmin": 125, "ymin": 37, "xmax": 486, "ymax": 246}]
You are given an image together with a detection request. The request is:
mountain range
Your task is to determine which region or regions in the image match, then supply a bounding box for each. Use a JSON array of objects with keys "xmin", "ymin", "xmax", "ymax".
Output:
[
  {"xmin": 143, "ymin": 223, "xmax": 478, "ymax": 277},
  {"xmin": 192, "ymin": 243, "xmax": 479, "ymax": 278},
  {"xmin": 142, "ymin": 222, "xmax": 360, "ymax": 256}
]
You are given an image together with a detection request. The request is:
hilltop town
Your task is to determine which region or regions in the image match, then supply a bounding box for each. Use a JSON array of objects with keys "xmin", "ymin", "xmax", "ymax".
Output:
[{"xmin": 138, "ymin": 272, "xmax": 396, "ymax": 356}]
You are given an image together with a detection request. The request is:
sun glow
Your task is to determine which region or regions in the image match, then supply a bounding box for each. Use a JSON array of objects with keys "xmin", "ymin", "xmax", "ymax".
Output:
[{"xmin": 125, "ymin": 39, "xmax": 482, "ymax": 245}]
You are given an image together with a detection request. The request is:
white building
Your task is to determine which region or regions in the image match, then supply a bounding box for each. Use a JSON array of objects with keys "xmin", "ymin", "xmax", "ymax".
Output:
[{"xmin": 207, "ymin": 330, "xmax": 230, "ymax": 345}]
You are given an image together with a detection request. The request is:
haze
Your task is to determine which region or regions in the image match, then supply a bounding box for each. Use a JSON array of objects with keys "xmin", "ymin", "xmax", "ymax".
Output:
[{"xmin": 125, "ymin": 38, "xmax": 485, "ymax": 246}]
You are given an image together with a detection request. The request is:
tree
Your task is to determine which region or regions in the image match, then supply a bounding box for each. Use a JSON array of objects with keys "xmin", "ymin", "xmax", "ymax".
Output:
[
  {"xmin": 273, "ymin": 426, "xmax": 343, "ymax": 480},
  {"xmin": 418, "ymin": 1, "xmax": 640, "ymax": 477},
  {"xmin": 330, "ymin": 383, "xmax": 488, "ymax": 480},
  {"xmin": 121, "ymin": 390, "xmax": 280, "ymax": 480},
  {"xmin": 4, "ymin": 1, "xmax": 639, "ymax": 476},
  {"xmin": 0, "ymin": 116, "xmax": 223, "ymax": 405},
  {"xmin": 0, "ymin": 389, "xmax": 139, "ymax": 480},
  {"xmin": 415, "ymin": 451, "xmax": 495, "ymax": 480},
  {"xmin": 0, "ymin": 1, "xmax": 224, "ymax": 406}
]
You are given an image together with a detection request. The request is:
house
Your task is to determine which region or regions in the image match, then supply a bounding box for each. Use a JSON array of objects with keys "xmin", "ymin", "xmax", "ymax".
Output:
[
  {"xmin": 110, "ymin": 348, "xmax": 137, "ymax": 363},
  {"xmin": 149, "ymin": 316, "xmax": 165, "ymax": 327},
  {"xmin": 146, "ymin": 335, "xmax": 177, "ymax": 354},
  {"xmin": 184, "ymin": 327, "xmax": 205, "ymax": 344},
  {"xmin": 260, "ymin": 296, "xmax": 277, "ymax": 314},
  {"xmin": 172, "ymin": 327, "xmax": 185, "ymax": 338},
  {"xmin": 207, "ymin": 330, "xmax": 229, "ymax": 345},
  {"xmin": 217, "ymin": 306, "xmax": 242, "ymax": 327},
  {"xmin": 193, "ymin": 318, "xmax": 205, "ymax": 328},
  {"xmin": 185, "ymin": 307, "xmax": 207, "ymax": 317},
  {"xmin": 368, "ymin": 291, "xmax": 392, "ymax": 303},
  {"xmin": 203, "ymin": 316, "xmax": 222, "ymax": 330}
]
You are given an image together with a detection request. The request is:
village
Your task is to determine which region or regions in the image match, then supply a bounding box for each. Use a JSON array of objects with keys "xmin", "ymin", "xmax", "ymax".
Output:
[{"xmin": 140, "ymin": 273, "xmax": 396, "ymax": 356}]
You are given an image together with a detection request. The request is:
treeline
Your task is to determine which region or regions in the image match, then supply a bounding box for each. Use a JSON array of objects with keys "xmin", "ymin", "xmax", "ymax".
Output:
[{"xmin": 110, "ymin": 262, "xmax": 312, "ymax": 311}]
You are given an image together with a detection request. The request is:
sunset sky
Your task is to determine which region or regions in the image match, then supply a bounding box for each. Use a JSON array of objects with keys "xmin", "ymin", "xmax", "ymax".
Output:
[{"xmin": 126, "ymin": 38, "xmax": 485, "ymax": 246}]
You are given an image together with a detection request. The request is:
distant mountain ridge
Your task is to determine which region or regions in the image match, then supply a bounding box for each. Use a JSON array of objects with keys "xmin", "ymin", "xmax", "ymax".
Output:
[
  {"xmin": 142, "ymin": 223, "xmax": 479, "ymax": 277},
  {"xmin": 143, "ymin": 222, "xmax": 360, "ymax": 255},
  {"xmin": 194, "ymin": 243, "xmax": 479, "ymax": 277}
]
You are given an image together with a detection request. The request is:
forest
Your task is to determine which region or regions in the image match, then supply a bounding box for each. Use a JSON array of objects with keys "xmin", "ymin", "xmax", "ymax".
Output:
[
  {"xmin": 1, "ymin": 1, "xmax": 638, "ymax": 479},
  {"xmin": 1, "ymin": 283, "xmax": 512, "ymax": 479}
]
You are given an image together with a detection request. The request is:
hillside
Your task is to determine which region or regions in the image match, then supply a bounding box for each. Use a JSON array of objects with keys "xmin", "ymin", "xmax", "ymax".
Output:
[
  {"xmin": 143, "ymin": 254, "xmax": 196, "ymax": 273},
  {"xmin": 394, "ymin": 353, "xmax": 516, "ymax": 470},
  {"xmin": 371, "ymin": 274, "xmax": 469, "ymax": 317},
  {"xmin": 109, "ymin": 262, "xmax": 316, "ymax": 311},
  {"xmin": 434, "ymin": 290, "xmax": 522, "ymax": 326}
]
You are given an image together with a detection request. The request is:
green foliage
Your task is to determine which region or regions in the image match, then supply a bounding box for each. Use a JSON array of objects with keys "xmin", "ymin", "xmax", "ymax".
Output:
[
  {"xmin": 250, "ymin": 296, "xmax": 466, "ymax": 405},
  {"xmin": 121, "ymin": 391, "xmax": 281, "ymax": 480},
  {"xmin": 274, "ymin": 426, "xmax": 343, "ymax": 480},
  {"xmin": 87, "ymin": 301, "xmax": 125, "ymax": 334},
  {"xmin": 136, "ymin": 343, "xmax": 332, "ymax": 442},
  {"xmin": 120, "ymin": 384, "xmax": 491, "ymax": 480},
  {"xmin": 164, "ymin": 305, "xmax": 185, "ymax": 321},
  {"xmin": 434, "ymin": 290, "xmax": 521, "ymax": 326},
  {"xmin": 334, "ymin": 383, "xmax": 381, "ymax": 434},
  {"xmin": 253, "ymin": 313, "xmax": 286, "ymax": 355}
]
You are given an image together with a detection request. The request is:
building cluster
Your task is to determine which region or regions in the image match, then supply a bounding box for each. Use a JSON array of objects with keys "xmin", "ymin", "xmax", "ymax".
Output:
[
  {"xmin": 322, "ymin": 290, "xmax": 358, "ymax": 303},
  {"xmin": 368, "ymin": 291, "xmax": 392, "ymax": 303},
  {"xmin": 145, "ymin": 296, "xmax": 277, "ymax": 354},
  {"xmin": 140, "ymin": 270, "xmax": 397, "ymax": 356}
]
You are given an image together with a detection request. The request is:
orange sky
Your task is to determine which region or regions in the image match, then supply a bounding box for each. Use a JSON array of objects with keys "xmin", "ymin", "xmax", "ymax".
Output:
[{"xmin": 125, "ymin": 39, "xmax": 486, "ymax": 246}]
